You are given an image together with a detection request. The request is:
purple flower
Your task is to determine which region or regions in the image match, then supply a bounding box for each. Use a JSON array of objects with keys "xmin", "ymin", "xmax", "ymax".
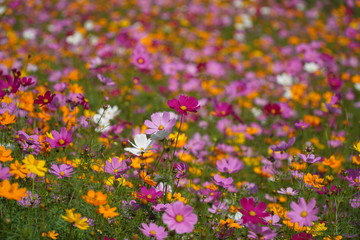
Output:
[
  {"xmin": 287, "ymin": 198, "xmax": 319, "ymax": 227},
  {"xmin": 270, "ymin": 137, "xmax": 296, "ymax": 152},
  {"xmin": 349, "ymin": 197, "xmax": 360, "ymax": 208},
  {"xmin": 48, "ymin": 164, "xmax": 75, "ymax": 178},
  {"xmin": 298, "ymin": 154, "xmax": 322, "ymax": 164},
  {"xmin": 97, "ymin": 74, "xmax": 115, "ymax": 86},
  {"xmin": 174, "ymin": 162, "xmax": 188, "ymax": 179},
  {"xmin": 18, "ymin": 191, "xmax": 40, "ymax": 208},
  {"xmin": 212, "ymin": 174, "xmax": 234, "ymax": 189},
  {"xmin": 294, "ymin": 121, "xmax": 310, "ymax": 130},
  {"xmin": 104, "ymin": 157, "xmax": 130, "ymax": 175},
  {"xmin": 277, "ymin": 187, "xmax": 299, "ymax": 196},
  {"xmin": 216, "ymin": 157, "xmax": 243, "ymax": 174},
  {"xmin": 139, "ymin": 222, "xmax": 168, "ymax": 240},
  {"xmin": 247, "ymin": 223, "xmax": 277, "ymax": 239},
  {"xmin": 47, "ymin": 127, "xmax": 73, "ymax": 148},
  {"xmin": 144, "ymin": 112, "xmax": 176, "ymax": 134},
  {"xmin": 0, "ymin": 163, "xmax": 11, "ymax": 180},
  {"xmin": 162, "ymin": 201, "xmax": 198, "ymax": 234},
  {"xmin": 208, "ymin": 202, "xmax": 228, "ymax": 214}
]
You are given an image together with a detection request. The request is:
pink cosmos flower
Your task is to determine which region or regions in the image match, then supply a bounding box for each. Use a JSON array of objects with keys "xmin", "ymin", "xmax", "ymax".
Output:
[
  {"xmin": 239, "ymin": 197, "xmax": 270, "ymax": 225},
  {"xmin": 216, "ymin": 157, "xmax": 244, "ymax": 174},
  {"xmin": 162, "ymin": 201, "xmax": 198, "ymax": 234},
  {"xmin": 47, "ymin": 127, "xmax": 73, "ymax": 148},
  {"xmin": 144, "ymin": 112, "xmax": 176, "ymax": 134},
  {"xmin": 167, "ymin": 95, "xmax": 200, "ymax": 115},
  {"xmin": 287, "ymin": 198, "xmax": 319, "ymax": 227},
  {"xmin": 212, "ymin": 174, "xmax": 234, "ymax": 189},
  {"xmin": 131, "ymin": 44, "xmax": 153, "ymax": 71},
  {"xmin": 136, "ymin": 187, "xmax": 163, "ymax": 204},
  {"xmin": 247, "ymin": 223, "xmax": 277, "ymax": 240},
  {"xmin": 48, "ymin": 164, "xmax": 75, "ymax": 179},
  {"xmin": 139, "ymin": 222, "xmax": 168, "ymax": 240},
  {"xmin": 277, "ymin": 187, "xmax": 299, "ymax": 196},
  {"xmin": 104, "ymin": 157, "xmax": 130, "ymax": 175}
]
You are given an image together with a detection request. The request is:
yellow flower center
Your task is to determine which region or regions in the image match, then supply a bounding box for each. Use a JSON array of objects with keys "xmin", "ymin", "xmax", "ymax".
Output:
[
  {"xmin": 158, "ymin": 125, "xmax": 164, "ymax": 130},
  {"xmin": 137, "ymin": 58, "xmax": 144, "ymax": 64},
  {"xmin": 59, "ymin": 139, "xmax": 65, "ymax": 145},
  {"xmin": 221, "ymin": 110, "xmax": 226, "ymax": 115},
  {"xmin": 300, "ymin": 211, "xmax": 308, "ymax": 217},
  {"xmin": 150, "ymin": 230, "xmax": 156, "ymax": 235},
  {"xmin": 140, "ymin": 147, "xmax": 144, "ymax": 151},
  {"xmin": 146, "ymin": 194, "xmax": 153, "ymax": 199},
  {"xmin": 60, "ymin": 171, "xmax": 65, "ymax": 176},
  {"xmin": 44, "ymin": 99, "xmax": 49, "ymax": 103},
  {"xmin": 180, "ymin": 105, "xmax": 187, "ymax": 110},
  {"xmin": 249, "ymin": 210, "xmax": 256, "ymax": 216},
  {"xmin": 175, "ymin": 214, "xmax": 184, "ymax": 222}
]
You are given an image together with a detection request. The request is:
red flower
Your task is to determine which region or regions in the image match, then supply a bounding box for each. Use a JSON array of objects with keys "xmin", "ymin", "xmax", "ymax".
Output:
[
  {"xmin": 263, "ymin": 103, "xmax": 281, "ymax": 116},
  {"xmin": 167, "ymin": 95, "xmax": 200, "ymax": 115},
  {"xmin": 34, "ymin": 91, "xmax": 56, "ymax": 106},
  {"xmin": 239, "ymin": 197, "xmax": 270, "ymax": 225}
]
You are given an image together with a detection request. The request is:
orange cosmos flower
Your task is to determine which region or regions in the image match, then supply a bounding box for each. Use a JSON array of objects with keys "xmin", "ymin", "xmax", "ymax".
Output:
[
  {"xmin": 9, "ymin": 160, "xmax": 29, "ymax": 179},
  {"xmin": 0, "ymin": 180, "xmax": 28, "ymax": 201},
  {"xmin": 303, "ymin": 173, "xmax": 325, "ymax": 188},
  {"xmin": 0, "ymin": 146, "xmax": 13, "ymax": 162},
  {"xmin": 0, "ymin": 112, "xmax": 16, "ymax": 125},
  {"xmin": 82, "ymin": 190, "xmax": 108, "ymax": 206},
  {"xmin": 97, "ymin": 205, "xmax": 119, "ymax": 218},
  {"xmin": 139, "ymin": 171, "xmax": 157, "ymax": 186}
]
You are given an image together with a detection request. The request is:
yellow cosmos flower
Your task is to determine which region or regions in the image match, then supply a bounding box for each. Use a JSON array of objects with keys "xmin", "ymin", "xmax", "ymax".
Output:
[
  {"xmin": 61, "ymin": 209, "xmax": 89, "ymax": 230},
  {"xmin": 22, "ymin": 154, "xmax": 47, "ymax": 177}
]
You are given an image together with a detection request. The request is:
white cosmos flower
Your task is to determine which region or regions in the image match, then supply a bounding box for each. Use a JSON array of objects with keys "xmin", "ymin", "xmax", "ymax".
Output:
[
  {"xmin": 276, "ymin": 73, "xmax": 293, "ymax": 86},
  {"xmin": 303, "ymin": 62, "xmax": 320, "ymax": 73},
  {"xmin": 124, "ymin": 134, "xmax": 153, "ymax": 156}
]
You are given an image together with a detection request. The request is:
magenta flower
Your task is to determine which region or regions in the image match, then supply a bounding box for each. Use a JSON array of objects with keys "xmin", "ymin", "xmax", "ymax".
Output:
[
  {"xmin": 144, "ymin": 112, "xmax": 176, "ymax": 134},
  {"xmin": 139, "ymin": 222, "xmax": 168, "ymax": 240},
  {"xmin": 216, "ymin": 157, "xmax": 243, "ymax": 174},
  {"xmin": 173, "ymin": 162, "xmax": 188, "ymax": 179},
  {"xmin": 167, "ymin": 95, "xmax": 200, "ymax": 115},
  {"xmin": 48, "ymin": 163, "xmax": 75, "ymax": 179},
  {"xmin": 162, "ymin": 201, "xmax": 198, "ymax": 234},
  {"xmin": 287, "ymin": 198, "xmax": 319, "ymax": 227},
  {"xmin": 34, "ymin": 90, "xmax": 56, "ymax": 107},
  {"xmin": 47, "ymin": 127, "xmax": 73, "ymax": 148},
  {"xmin": 291, "ymin": 232, "xmax": 314, "ymax": 240},
  {"xmin": 136, "ymin": 187, "xmax": 163, "ymax": 204},
  {"xmin": 104, "ymin": 157, "xmax": 130, "ymax": 175},
  {"xmin": 211, "ymin": 102, "xmax": 233, "ymax": 117},
  {"xmin": 239, "ymin": 197, "xmax": 270, "ymax": 225}
]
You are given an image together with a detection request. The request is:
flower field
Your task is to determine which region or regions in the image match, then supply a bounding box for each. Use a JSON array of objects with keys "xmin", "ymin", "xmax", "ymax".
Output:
[{"xmin": 1, "ymin": 0, "xmax": 360, "ymax": 239}]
